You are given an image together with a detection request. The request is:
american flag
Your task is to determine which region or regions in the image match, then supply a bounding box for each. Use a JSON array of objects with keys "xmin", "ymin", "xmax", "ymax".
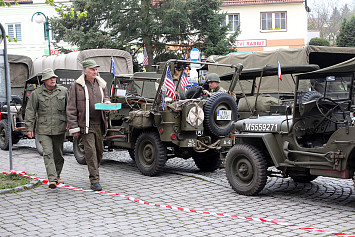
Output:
[
  {"xmin": 164, "ymin": 66, "xmax": 176, "ymax": 99},
  {"xmin": 143, "ymin": 46, "xmax": 149, "ymax": 66},
  {"xmin": 110, "ymin": 56, "xmax": 116, "ymax": 77},
  {"xmin": 180, "ymin": 71, "xmax": 189, "ymax": 90},
  {"xmin": 277, "ymin": 60, "xmax": 282, "ymax": 81}
]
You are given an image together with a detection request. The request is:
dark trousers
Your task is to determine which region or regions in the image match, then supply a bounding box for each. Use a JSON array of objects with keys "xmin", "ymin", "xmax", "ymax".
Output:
[
  {"xmin": 81, "ymin": 125, "xmax": 104, "ymax": 184},
  {"xmin": 38, "ymin": 133, "xmax": 65, "ymax": 182}
]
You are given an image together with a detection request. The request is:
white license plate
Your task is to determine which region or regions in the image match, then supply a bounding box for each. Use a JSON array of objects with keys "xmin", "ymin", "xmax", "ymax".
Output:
[{"xmin": 217, "ymin": 110, "xmax": 232, "ymax": 120}]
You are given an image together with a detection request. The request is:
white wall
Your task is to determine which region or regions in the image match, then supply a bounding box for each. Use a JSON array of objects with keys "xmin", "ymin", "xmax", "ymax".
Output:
[
  {"xmin": 0, "ymin": 0, "xmax": 75, "ymax": 60},
  {"xmin": 221, "ymin": 2, "xmax": 308, "ymax": 47}
]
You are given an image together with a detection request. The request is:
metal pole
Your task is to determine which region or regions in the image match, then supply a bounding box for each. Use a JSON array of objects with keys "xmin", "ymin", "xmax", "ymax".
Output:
[
  {"xmin": 0, "ymin": 23, "xmax": 13, "ymax": 170},
  {"xmin": 31, "ymin": 12, "xmax": 51, "ymax": 55},
  {"xmin": 45, "ymin": 16, "xmax": 51, "ymax": 55}
]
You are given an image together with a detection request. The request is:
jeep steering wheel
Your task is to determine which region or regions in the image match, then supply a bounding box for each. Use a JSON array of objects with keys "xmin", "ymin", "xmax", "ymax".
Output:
[{"xmin": 315, "ymin": 97, "xmax": 346, "ymax": 124}]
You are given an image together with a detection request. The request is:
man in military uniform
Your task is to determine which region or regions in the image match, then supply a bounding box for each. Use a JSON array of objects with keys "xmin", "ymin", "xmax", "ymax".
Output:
[
  {"xmin": 66, "ymin": 60, "xmax": 110, "ymax": 191},
  {"xmin": 203, "ymin": 73, "xmax": 226, "ymax": 96},
  {"xmin": 25, "ymin": 68, "xmax": 68, "ymax": 189}
]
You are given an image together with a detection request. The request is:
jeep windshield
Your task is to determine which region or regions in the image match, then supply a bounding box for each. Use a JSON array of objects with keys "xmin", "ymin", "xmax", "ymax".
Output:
[
  {"xmin": 296, "ymin": 57, "xmax": 355, "ymax": 104},
  {"xmin": 307, "ymin": 75, "xmax": 352, "ymax": 100}
]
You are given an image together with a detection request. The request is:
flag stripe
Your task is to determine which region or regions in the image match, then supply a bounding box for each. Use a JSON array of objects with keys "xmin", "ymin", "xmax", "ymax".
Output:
[
  {"xmin": 164, "ymin": 66, "xmax": 176, "ymax": 99},
  {"xmin": 180, "ymin": 72, "xmax": 189, "ymax": 90},
  {"xmin": 143, "ymin": 47, "xmax": 149, "ymax": 66}
]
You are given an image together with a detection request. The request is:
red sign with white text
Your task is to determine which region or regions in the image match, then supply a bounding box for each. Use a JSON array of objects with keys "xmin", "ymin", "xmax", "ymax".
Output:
[{"xmin": 232, "ymin": 40, "xmax": 267, "ymax": 48}]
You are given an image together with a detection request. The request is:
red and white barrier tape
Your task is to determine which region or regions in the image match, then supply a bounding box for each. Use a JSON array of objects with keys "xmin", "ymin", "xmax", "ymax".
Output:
[{"xmin": 3, "ymin": 170, "xmax": 355, "ymax": 237}]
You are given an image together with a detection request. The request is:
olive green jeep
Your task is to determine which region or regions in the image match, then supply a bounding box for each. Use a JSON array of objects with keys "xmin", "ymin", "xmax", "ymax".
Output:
[
  {"xmin": 225, "ymin": 58, "xmax": 355, "ymax": 195},
  {"xmin": 74, "ymin": 60, "xmax": 242, "ymax": 176}
]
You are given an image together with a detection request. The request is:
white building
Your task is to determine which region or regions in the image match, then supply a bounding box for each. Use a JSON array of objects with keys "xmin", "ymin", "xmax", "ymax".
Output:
[
  {"xmin": 0, "ymin": 0, "xmax": 77, "ymax": 59},
  {"xmin": 1, "ymin": 0, "xmax": 311, "ymax": 59},
  {"xmin": 220, "ymin": 0, "xmax": 310, "ymax": 53}
]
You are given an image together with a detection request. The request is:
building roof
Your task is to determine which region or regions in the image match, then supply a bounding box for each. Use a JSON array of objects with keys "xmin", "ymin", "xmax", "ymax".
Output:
[
  {"xmin": 152, "ymin": 0, "xmax": 305, "ymax": 6},
  {"xmin": 4, "ymin": 0, "xmax": 33, "ymax": 4},
  {"xmin": 221, "ymin": 0, "xmax": 305, "ymax": 6}
]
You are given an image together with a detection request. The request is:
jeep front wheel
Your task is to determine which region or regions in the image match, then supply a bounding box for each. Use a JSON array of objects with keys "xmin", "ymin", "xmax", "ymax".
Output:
[
  {"xmin": 204, "ymin": 93, "xmax": 238, "ymax": 137},
  {"xmin": 135, "ymin": 132, "xmax": 167, "ymax": 176},
  {"xmin": 0, "ymin": 119, "xmax": 9, "ymax": 150},
  {"xmin": 193, "ymin": 151, "xmax": 222, "ymax": 172},
  {"xmin": 225, "ymin": 144, "xmax": 267, "ymax": 196},
  {"xmin": 73, "ymin": 135, "xmax": 86, "ymax": 165}
]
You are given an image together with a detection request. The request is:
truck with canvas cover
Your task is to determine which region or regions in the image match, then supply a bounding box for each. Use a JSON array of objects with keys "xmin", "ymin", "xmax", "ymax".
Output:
[{"xmin": 0, "ymin": 49, "xmax": 133, "ymax": 152}]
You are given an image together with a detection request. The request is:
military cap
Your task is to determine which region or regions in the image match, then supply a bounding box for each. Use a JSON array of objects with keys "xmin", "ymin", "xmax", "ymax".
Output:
[
  {"xmin": 41, "ymin": 68, "xmax": 58, "ymax": 81},
  {"xmin": 206, "ymin": 73, "xmax": 220, "ymax": 83},
  {"xmin": 82, "ymin": 59, "xmax": 100, "ymax": 69}
]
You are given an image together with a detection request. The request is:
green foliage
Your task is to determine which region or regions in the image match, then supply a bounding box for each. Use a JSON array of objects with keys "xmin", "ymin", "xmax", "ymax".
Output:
[
  {"xmin": 336, "ymin": 16, "xmax": 355, "ymax": 47},
  {"xmin": 309, "ymin": 37, "xmax": 330, "ymax": 46},
  {"xmin": 0, "ymin": 0, "xmax": 18, "ymax": 7},
  {"xmin": 0, "ymin": 173, "xmax": 33, "ymax": 190},
  {"xmin": 50, "ymin": 0, "xmax": 238, "ymax": 70}
]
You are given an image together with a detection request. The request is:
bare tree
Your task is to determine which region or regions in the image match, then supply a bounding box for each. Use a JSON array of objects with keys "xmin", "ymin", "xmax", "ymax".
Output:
[{"xmin": 308, "ymin": 2, "xmax": 354, "ymax": 45}]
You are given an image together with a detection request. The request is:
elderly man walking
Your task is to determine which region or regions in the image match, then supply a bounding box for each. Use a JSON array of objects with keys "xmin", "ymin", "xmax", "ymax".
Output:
[
  {"xmin": 25, "ymin": 68, "xmax": 68, "ymax": 189},
  {"xmin": 66, "ymin": 60, "xmax": 110, "ymax": 191}
]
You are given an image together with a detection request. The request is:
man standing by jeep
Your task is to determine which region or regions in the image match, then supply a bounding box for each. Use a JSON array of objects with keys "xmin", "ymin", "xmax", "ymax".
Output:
[
  {"xmin": 203, "ymin": 73, "xmax": 226, "ymax": 96},
  {"xmin": 25, "ymin": 68, "xmax": 68, "ymax": 189},
  {"xmin": 66, "ymin": 60, "xmax": 110, "ymax": 191}
]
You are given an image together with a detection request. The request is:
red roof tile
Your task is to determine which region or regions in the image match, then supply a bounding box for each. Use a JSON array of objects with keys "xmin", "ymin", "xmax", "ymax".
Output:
[
  {"xmin": 4, "ymin": 0, "xmax": 33, "ymax": 4},
  {"xmin": 152, "ymin": 0, "xmax": 304, "ymax": 5},
  {"xmin": 221, "ymin": 0, "xmax": 305, "ymax": 6}
]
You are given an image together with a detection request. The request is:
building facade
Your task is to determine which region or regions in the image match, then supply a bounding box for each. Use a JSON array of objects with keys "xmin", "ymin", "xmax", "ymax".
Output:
[
  {"xmin": 221, "ymin": 0, "xmax": 309, "ymax": 52},
  {"xmin": 1, "ymin": 0, "xmax": 310, "ymax": 59},
  {"xmin": 0, "ymin": 0, "xmax": 77, "ymax": 59}
]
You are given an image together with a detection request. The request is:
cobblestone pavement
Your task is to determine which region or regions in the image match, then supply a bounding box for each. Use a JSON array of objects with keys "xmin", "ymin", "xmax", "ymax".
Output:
[{"xmin": 1, "ymin": 139, "xmax": 355, "ymax": 237}]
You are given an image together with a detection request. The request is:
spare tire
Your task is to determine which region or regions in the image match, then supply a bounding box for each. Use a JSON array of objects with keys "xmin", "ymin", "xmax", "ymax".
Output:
[
  {"xmin": 302, "ymin": 91, "xmax": 322, "ymax": 103},
  {"xmin": 185, "ymin": 86, "xmax": 203, "ymax": 99},
  {"xmin": 204, "ymin": 93, "xmax": 238, "ymax": 137}
]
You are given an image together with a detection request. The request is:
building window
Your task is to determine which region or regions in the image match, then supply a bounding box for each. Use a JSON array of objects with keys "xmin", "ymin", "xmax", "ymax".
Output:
[
  {"xmin": 261, "ymin": 12, "xmax": 286, "ymax": 31},
  {"xmin": 224, "ymin": 14, "xmax": 240, "ymax": 32},
  {"xmin": 7, "ymin": 24, "xmax": 22, "ymax": 42}
]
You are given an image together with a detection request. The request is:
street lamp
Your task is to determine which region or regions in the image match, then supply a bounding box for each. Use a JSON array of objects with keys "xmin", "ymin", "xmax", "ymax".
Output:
[{"xmin": 31, "ymin": 12, "xmax": 51, "ymax": 55}]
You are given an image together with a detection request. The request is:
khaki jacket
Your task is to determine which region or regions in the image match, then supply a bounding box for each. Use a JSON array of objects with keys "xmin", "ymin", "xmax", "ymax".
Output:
[
  {"xmin": 66, "ymin": 74, "xmax": 110, "ymax": 135},
  {"xmin": 210, "ymin": 86, "xmax": 226, "ymax": 94},
  {"xmin": 25, "ymin": 85, "xmax": 68, "ymax": 135}
]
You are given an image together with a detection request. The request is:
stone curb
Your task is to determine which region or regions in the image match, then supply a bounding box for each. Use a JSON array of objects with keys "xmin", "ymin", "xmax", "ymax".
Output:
[{"xmin": 0, "ymin": 179, "xmax": 41, "ymax": 194}]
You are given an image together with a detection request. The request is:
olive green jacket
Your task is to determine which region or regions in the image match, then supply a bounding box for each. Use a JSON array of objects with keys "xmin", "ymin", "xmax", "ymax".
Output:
[
  {"xmin": 25, "ymin": 84, "xmax": 68, "ymax": 135},
  {"xmin": 210, "ymin": 86, "xmax": 226, "ymax": 94}
]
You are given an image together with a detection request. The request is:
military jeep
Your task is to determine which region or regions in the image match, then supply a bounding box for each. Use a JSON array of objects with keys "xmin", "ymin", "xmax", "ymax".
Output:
[
  {"xmin": 225, "ymin": 57, "xmax": 355, "ymax": 196},
  {"xmin": 74, "ymin": 60, "xmax": 242, "ymax": 176}
]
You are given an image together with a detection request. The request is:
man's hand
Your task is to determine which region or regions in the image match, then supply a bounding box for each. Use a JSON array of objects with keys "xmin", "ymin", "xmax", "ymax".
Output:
[
  {"xmin": 27, "ymin": 131, "xmax": 34, "ymax": 139},
  {"xmin": 203, "ymin": 90, "xmax": 211, "ymax": 96}
]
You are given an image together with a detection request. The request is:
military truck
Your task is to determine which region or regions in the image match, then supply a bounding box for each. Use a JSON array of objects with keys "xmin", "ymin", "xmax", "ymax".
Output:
[
  {"xmin": 73, "ymin": 60, "xmax": 241, "ymax": 176},
  {"xmin": 225, "ymin": 57, "xmax": 355, "ymax": 196}
]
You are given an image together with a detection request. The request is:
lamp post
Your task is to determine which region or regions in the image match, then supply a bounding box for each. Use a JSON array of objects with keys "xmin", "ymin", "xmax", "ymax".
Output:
[{"xmin": 31, "ymin": 12, "xmax": 51, "ymax": 55}]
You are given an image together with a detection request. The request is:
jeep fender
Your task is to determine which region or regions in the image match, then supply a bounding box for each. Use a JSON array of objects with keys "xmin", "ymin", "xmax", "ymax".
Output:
[{"xmin": 234, "ymin": 133, "xmax": 285, "ymax": 167}]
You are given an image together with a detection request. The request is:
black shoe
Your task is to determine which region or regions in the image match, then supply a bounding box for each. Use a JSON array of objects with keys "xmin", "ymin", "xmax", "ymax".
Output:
[{"xmin": 90, "ymin": 183, "xmax": 102, "ymax": 191}]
